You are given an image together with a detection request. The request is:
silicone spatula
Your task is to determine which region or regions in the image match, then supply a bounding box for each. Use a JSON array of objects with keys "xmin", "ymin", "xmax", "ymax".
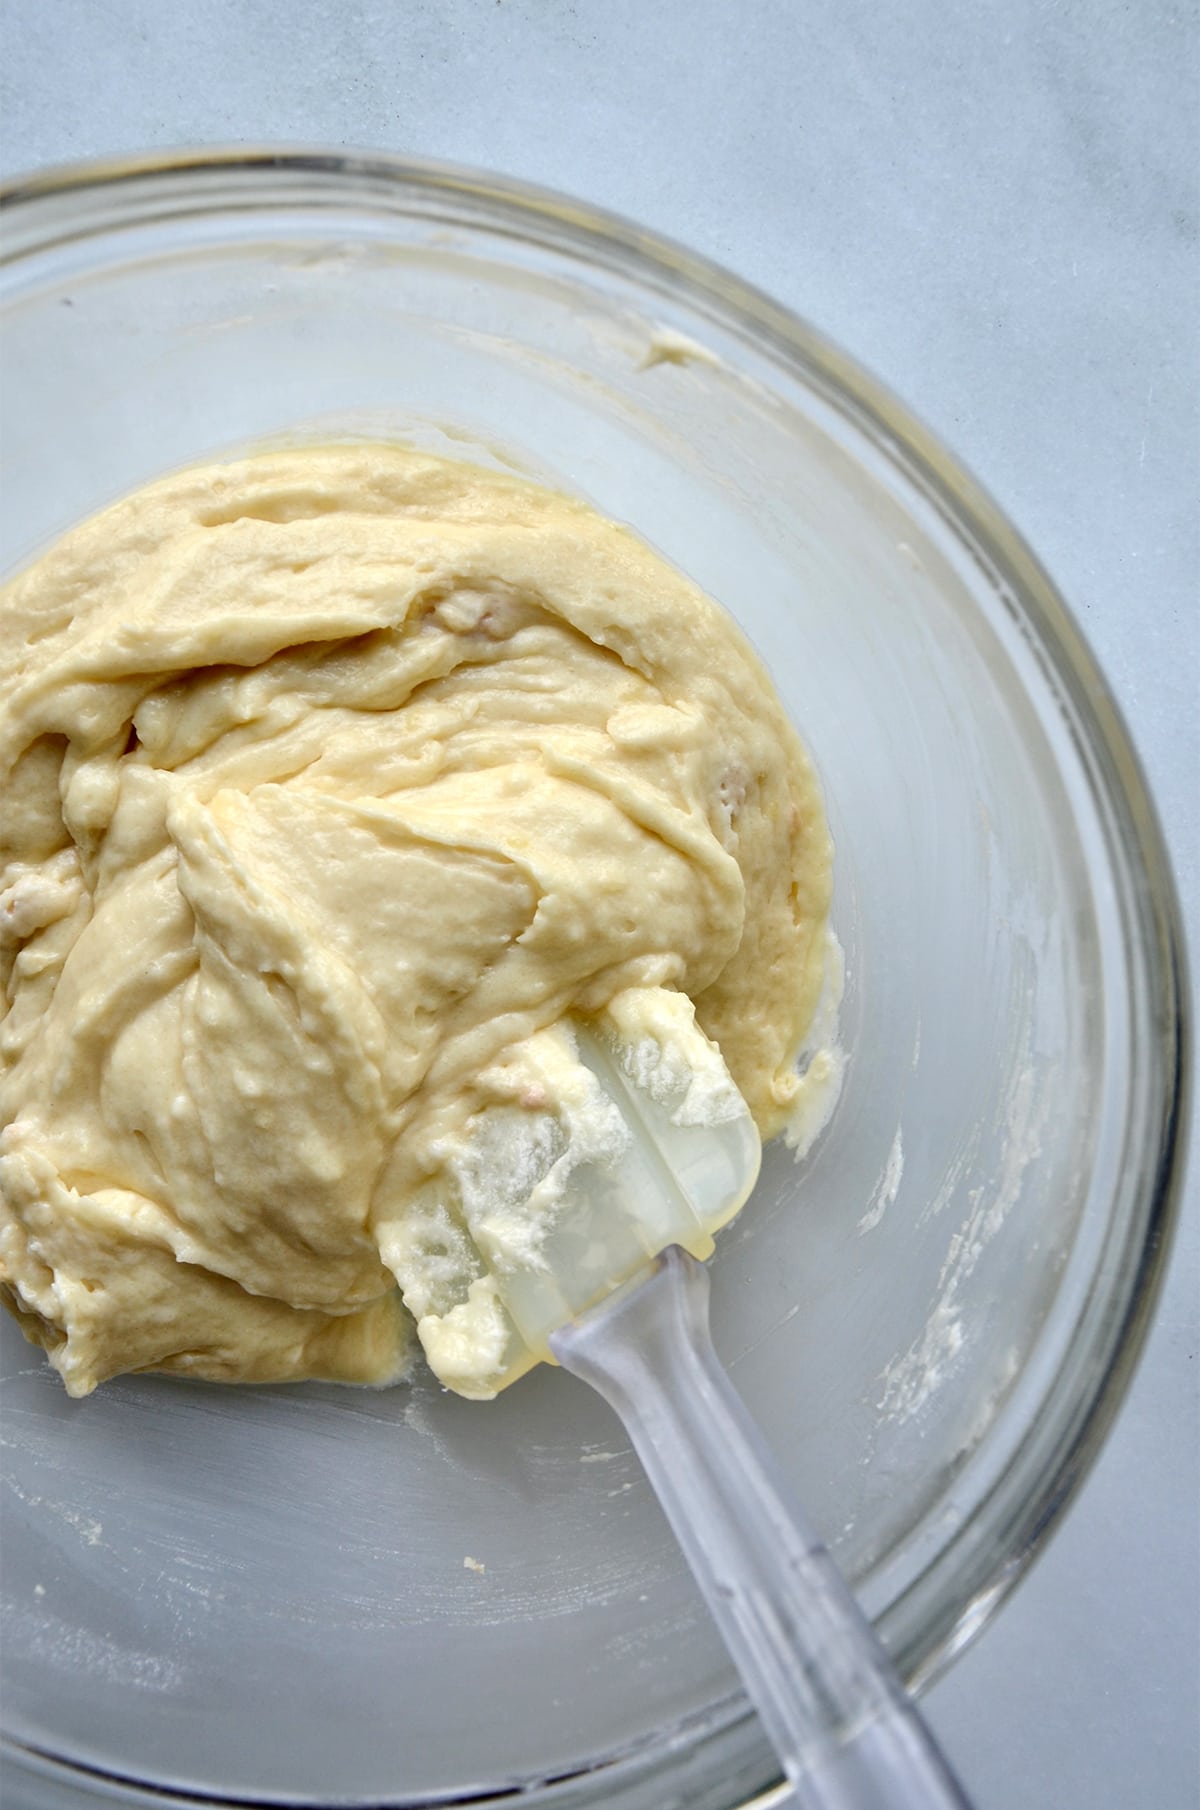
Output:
[{"xmin": 402, "ymin": 997, "xmax": 970, "ymax": 1808}]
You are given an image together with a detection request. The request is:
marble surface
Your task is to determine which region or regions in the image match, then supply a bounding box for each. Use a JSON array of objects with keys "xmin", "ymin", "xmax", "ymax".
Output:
[{"xmin": 1, "ymin": 2, "xmax": 1196, "ymax": 1806}]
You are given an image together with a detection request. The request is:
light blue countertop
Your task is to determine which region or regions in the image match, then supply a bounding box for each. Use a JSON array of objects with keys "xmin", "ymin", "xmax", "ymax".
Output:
[{"xmin": 2, "ymin": 3, "xmax": 1196, "ymax": 1806}]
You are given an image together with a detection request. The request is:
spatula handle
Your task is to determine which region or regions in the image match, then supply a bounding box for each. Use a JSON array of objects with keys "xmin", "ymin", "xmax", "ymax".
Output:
[{"xmin": 552, "ymin": 1246, "xmax": 970, "ymax": 1810}]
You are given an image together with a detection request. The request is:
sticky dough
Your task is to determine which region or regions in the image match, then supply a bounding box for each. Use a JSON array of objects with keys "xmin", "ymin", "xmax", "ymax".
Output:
[{"xmin": 0, "ymin": 446, "xmax": 832, "ymax": 1398}]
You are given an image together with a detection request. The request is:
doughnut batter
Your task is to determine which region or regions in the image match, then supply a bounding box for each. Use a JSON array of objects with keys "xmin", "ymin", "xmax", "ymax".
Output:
[{"xmin": 0, "ymin": 446, "xmax": 832, "ymax": 1398}]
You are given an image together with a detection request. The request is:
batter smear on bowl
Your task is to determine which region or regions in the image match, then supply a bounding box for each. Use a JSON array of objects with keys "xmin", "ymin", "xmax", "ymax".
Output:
[{"xmin": 0, "ymin": 445, "xmax": 833, "ymax": 1398}]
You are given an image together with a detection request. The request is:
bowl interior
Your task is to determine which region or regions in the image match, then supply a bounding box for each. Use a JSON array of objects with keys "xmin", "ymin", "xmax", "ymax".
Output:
[{"xmin": 0, "ymin": 161, "xmax": 1163, "ymax": 1810}]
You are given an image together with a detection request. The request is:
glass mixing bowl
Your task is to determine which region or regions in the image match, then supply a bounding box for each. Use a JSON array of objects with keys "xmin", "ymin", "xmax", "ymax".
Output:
[{"xmin": 0, "ymin": 151, "xmax": 1187, "ymax": 1810}]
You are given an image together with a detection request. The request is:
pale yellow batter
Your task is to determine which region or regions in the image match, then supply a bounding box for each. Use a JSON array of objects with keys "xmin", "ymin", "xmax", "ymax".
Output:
[{"xmin": 0, "ymin": 446, "xmax": 832, "ymax": 1399}]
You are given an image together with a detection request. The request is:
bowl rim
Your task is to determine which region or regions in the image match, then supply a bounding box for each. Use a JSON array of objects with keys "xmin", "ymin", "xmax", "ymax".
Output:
[{"xmin": 0, "ymin": 144, "xmax": 1191, "ymax": 1810}]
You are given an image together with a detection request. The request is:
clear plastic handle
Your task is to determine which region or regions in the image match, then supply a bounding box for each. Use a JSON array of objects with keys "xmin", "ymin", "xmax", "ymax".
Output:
[{"xmin": 551, "ymin": 1247, "xmax": 971, "ymax": 1810}]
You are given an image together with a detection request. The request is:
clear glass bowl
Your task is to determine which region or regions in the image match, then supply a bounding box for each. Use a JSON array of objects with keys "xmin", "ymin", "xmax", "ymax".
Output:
[{"xmin": 0, "ymin": 151, "xmax": 1187, "ymax": 1810}]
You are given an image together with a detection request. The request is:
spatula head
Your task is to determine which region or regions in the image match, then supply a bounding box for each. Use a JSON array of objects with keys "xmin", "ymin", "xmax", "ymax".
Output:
[{"xmin": 378, "ymin": 987, "xmax": 761, "ymax": 1398}]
